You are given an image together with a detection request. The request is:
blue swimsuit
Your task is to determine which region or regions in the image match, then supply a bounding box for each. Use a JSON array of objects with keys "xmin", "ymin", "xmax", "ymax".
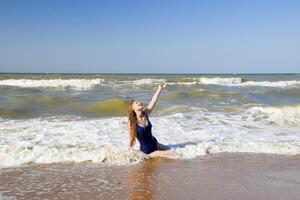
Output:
[{"xmin": 136, "ymin": 113, "xmax": 158, "ymax": 154}]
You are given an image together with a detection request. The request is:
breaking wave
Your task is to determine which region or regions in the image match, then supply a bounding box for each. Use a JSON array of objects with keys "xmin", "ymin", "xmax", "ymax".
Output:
[
  {"xmin": 1, "ymin": 109, "xmax": 300, "ymax": 168},
  {"xmin": 1, "ymin": 77, "xmax": 300, "ymax": 90},
  {"xmin": 175, "ymin": 77, "xmax": 300, "ymax": 88},
  {"xmin": 0, "ymin": 79, "xmax": 107, "ymax": 90},
  {"xmin": 244, "ymin": 104, "xmax": 300, "ymax": 126}
]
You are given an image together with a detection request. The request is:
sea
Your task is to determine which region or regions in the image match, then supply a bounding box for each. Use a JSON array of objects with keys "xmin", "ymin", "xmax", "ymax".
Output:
[{"xmin": 0, "ymin": 73, "xmax": 300, "ymax": 168}]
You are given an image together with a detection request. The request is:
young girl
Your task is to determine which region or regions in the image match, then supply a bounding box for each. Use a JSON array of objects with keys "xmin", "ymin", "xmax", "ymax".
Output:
[{"xmin": 127, "ymin": 83, "xmax": 176, "ymax": 158}]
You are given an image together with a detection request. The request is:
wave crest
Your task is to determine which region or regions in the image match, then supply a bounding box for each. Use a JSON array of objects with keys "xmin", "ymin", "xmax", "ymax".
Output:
[
  {"xmin": 0, "ymin": 79, "xmax": 107, "ymax": 90},
  {"xmin": 244, "ymin": 104, "xmax": 300, "ymax": 125},
  {"xmin": 1, "ymin": 77, "xmax": 300, "ymax": 89},
  {"xmin": 174, "ymin": 76, "xmax": 300, "ymax": 88},
  {"xmin": 0, "ymin": 145, "xmax": 148, "ymax": 168}
]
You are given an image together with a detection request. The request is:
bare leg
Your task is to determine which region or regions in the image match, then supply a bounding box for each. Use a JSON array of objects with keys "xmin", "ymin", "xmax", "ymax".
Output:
[{"xmin": 149, "ymin": 150, "xmax": 178, "ymax": 159}]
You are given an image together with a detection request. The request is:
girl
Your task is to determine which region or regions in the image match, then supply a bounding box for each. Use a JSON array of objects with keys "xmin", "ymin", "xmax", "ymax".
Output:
[{"xmin": 127, "ymin": 83, "xmax": 176, "ymax": 158}]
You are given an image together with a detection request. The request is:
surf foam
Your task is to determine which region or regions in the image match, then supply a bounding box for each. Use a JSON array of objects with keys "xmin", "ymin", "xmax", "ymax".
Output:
[
  {"xmin": 0, "ymin": 79, "xmax": 107, "ymax": 90},
  {"xmin": 1, "ymin": 108, "xmax": 300, "ymax": 168},
  {"xmin": 244, "ymin": 104, "xmax": 300, "ymax": 126},
  {"xmin": 1, "ymin": 77, "xmax": 300, "ymax": 90}
]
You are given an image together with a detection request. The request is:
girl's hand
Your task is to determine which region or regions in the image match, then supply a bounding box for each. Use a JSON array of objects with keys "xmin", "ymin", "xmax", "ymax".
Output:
[{"xmin": 159, "ymin": 83, "xmax": 167, "ymax": 89}]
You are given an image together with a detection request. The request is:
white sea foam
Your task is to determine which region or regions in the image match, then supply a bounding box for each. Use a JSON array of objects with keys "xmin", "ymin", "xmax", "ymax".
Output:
[
  {"xmin": 199, "ymin": 77, "xmax": 242, "ymax": 85},
  {"xmin": 181, "ymin": 77, "xmax": 300, "ymax": 88},
  {"xmin": 194, "ymin": 77, "xmax": 300, "ymax": 88},
  {"xmin": 244, "ymin": 104, "xmax": 300, "ymax": 126},
  {"xmin": 0, "ymin": 79, "xmax": 107, "ymax": 90},
  {"xmin": 1, "ymin": 107, "xmax": 300, "ymax": 168},
  {"xmin": 240, "ymin": 80, "xmax": 300, "ymax": 88},
  {"xmin": 0, "ymin": 78, "xmax": 167, "ymax": 90},
  {"xmin": 1, "ymin": 77, "xmax": 300, "ymax": 89}
]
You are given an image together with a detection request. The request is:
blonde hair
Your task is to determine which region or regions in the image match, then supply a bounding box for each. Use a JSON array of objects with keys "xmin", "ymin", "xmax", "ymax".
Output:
[{"xmin": 128, "ymin": 100, "xmax": 137, "ymax": 147}]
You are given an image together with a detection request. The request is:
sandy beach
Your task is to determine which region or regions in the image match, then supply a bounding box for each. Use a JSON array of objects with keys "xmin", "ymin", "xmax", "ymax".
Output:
[{"xmin": 1, "ymin": 153, "xmax": 300, "ymax": 200}]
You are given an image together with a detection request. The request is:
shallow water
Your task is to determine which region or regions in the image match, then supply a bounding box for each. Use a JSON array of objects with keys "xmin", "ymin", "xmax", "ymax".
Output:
[
  {"xmin": 1, "ymin": 153, "xmax": 300, "ymax": 200},
  {"xmin": 0, "ymin": 73, "xmax": 300, "ymax": 168}
]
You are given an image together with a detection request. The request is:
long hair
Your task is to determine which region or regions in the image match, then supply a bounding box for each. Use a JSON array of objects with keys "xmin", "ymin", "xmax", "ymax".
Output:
[{"xmin": 128, "ymin": 100, "xmax": 138, "ymax": 147}]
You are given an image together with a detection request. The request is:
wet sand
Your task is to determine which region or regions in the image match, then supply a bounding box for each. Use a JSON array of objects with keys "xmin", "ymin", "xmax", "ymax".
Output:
[{"xmin": 1, "ymin": 153, "xmax": 300, "ymax": 200}]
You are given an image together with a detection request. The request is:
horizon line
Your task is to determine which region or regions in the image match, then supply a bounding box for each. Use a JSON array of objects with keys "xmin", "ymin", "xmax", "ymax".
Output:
[{"xmin": 0, "ymin": 72, "xmax": 299, "ymax": 75}]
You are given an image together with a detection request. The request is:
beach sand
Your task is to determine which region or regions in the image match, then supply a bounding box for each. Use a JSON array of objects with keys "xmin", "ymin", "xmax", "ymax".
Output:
[{"xmin": 1, "ymin": 153, "xmax": 300, "ymax": 200}]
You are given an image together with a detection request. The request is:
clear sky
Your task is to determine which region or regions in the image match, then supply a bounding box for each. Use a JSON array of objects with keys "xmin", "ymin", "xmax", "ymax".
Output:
[{"xmin": 0, "ymin": 0, "xmax": 299, "ymax": 73}]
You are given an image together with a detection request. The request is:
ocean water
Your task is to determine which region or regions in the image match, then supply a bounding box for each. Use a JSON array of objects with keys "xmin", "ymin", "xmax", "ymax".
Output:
[{"xmin": 0, "ymin": 73, "xmax": 300, "ymax": 168}]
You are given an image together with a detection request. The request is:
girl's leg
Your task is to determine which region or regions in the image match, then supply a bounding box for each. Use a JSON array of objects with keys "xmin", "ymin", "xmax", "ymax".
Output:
[{"xmin": 149, "ymin": 150, "xmax": 178, "ymax": 158}]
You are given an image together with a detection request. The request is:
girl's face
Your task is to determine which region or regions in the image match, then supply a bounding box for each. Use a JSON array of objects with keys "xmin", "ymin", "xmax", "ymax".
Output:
[{"xmin": 132, "ymin": 100, "xmax": 143, "ymax": 113}]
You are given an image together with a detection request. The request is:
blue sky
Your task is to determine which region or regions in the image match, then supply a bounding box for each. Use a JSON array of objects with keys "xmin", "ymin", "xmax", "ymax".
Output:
[{"xmin": 0, "ymin": 0, "xmax": 299, "ymax": 73}]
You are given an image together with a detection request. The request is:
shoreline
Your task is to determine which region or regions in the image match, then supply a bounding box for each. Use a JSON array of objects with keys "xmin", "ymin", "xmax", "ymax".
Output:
[{"xmin": 1, "ymin": 153, "xmax": 300, "ymax": 200}]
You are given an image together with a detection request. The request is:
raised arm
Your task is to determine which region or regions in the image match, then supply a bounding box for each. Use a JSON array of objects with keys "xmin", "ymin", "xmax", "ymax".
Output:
[{"xmin": 144, "ymin": 83, "xmax": 167, "ymax": 115}]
